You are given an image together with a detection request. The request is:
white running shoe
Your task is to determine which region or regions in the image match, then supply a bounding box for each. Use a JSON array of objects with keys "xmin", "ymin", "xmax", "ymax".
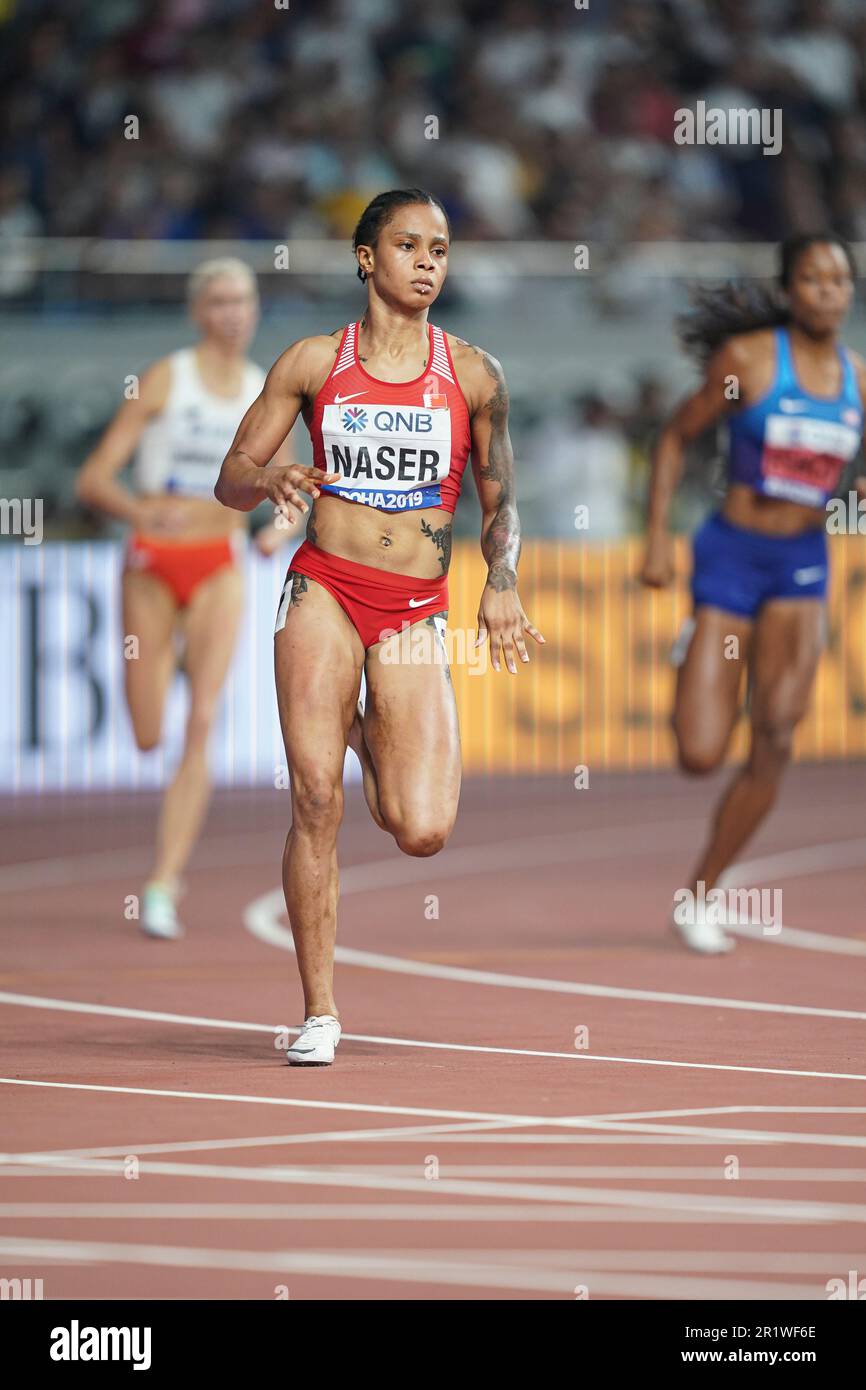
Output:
[
  {"xmin": 140, "ymin": 882, "xmax": 184, "ymax": 940},
  {"xmin": 285, "ymin": 1015, "xmax": 342, "ymax": 1066},
  {"xmin": 670, "ymin": 902, "xmax": 735, "ymax": 955}
]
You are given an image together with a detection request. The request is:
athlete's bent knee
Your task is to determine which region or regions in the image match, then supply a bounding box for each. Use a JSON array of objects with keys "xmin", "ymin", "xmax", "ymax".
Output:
[
  {"xmin": 677, "ymin": 743, "xmax": 725, "ymax": 776},
  {"xmin": 394, "ymin": 820, "xmax": 452, "ymax": 858},
  {"xmin": 133, "ymin": 729, "xmax": 161, "ymax": 754}
]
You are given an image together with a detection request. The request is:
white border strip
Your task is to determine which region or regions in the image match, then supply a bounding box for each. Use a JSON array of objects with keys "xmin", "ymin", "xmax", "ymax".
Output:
[
  {"xmin": 244, "ymin": 888, "xmax": 866, "ymax": 1021},
  {"xmin": 1, "ymin": 990, "xmax": 864, "ymax": 1079}
]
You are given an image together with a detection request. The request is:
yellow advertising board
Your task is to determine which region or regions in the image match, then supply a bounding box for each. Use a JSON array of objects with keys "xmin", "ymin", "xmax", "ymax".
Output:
[{"xmin": 446, "ymin": 536, "xmax": 866, "ymax": 773}]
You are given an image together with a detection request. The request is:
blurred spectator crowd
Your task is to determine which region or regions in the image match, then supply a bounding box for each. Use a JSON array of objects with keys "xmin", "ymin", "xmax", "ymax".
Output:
[
  {"xmin": 3, "ymin": 0, "xmax": 866, "ymax": 252},
  {"xmin": 3, "ymin": 0, "xmax": 865, "ymax": 539}
]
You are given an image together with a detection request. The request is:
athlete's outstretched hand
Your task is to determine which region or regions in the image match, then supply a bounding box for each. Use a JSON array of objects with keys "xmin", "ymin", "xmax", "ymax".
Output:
[
  {"xmin": 640, "ymin": 531, "xmax": 674, "ymax": 588},
  {"xmin": 261, "ymin": 464, "xmax": 340, "ymax": 525},
  {"xmin": 476, "ymin": 585, "xmax": 545, "ymax": 674}
]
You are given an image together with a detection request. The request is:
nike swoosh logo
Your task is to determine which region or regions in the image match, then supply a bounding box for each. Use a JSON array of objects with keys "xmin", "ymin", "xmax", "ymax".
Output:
[
  {"xmin": 778, "ymin": 400, "xmax": 810, "ymax": 412},
  {"xmin": 408, "ymin": 596, "xmax": 439, "ymax": 608},
  {"xmin": 334, "ymin": 391, "xmax": 367, "ymax": 404},
  {"xmin": 793, "ymin": 566, "xmax": 825, "ymax": 584}
]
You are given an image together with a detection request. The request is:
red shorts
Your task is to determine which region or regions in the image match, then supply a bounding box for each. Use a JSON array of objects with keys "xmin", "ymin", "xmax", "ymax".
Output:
[
  {"xmin": 125, "ymin": 534, "xmax": 238, "ymax": 608},
  {"xmin": 275, "ymin": 541, "xmax": 449, "ymax": 649}
]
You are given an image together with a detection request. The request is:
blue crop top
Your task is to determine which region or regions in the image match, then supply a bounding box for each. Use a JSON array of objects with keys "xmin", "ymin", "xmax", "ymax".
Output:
[{"xmin": 727, "ymin": 328, "xmax": 863, "ymax": 507}]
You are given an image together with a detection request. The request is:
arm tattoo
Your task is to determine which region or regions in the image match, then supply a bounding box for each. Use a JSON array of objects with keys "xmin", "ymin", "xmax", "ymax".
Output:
[
  {"xmin": 478, "ymin": 353, "xmax": 510, "ymax": 483},
  {"xmin": 476, "ymin": 352, "xmax": 521, "ymax": 590},
  {"xmin": 420, "ymin": 518, "xmax": 452, "ymax": 575},
  {"xmin": 288, "ymin": 573, "xmax": 308, "ymax": 607},
  {"xmin": 484, "ymin": 504, "xmax": 520, "ymax": 591}
]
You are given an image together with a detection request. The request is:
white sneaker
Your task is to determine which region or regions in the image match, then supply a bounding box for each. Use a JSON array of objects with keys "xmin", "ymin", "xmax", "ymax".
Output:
[
  {"xmin": 141, "ymin": 882, "xmax": 184, "ymax": 940},
  {"xmin": 670, "ymin": 902, "xmax": 735, "ymax": 955},
  {"xmin": 285, "ymin": 1015, "xmax": 342, "ymax": 1066}
]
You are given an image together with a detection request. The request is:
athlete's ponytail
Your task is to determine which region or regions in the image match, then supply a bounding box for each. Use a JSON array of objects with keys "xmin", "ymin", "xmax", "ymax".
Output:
[
  {"xmin": 352, "ymin": 188, "xmax": 451, "ymax": 283},
  {"xmin": 677, "ymin": 232, "xmax": 857, "ymax": 364}
]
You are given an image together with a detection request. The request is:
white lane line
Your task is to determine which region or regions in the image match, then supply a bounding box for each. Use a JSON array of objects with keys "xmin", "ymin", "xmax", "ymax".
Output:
[
  {"xmin": 589, "ymin": 1104, "xmax": 866, "ymax": 1121},
  {"xmin": 379, "ymin": 1248, "xmax": 866, "ymax": 1274},
  {"xmin": 0, "ymin": 1078, "xmax": 554, "ymax": 1127},
  {"xmin": 3, "ymin": 1141, "xmax": 866, "ymax": 1192},
  {"xmin": 3, "ymin": 1079, "xmax": 866, "ymax": 1149},
  {"xmin": 5, "ymin": 816, "xmax": 864, "ymax": 958},
  {"xmin": 0, "ymin": 816, "xmax": 696, "ymax": 894},
  {"xmin": 0, "ymin": 1207, "xmax": 859, "ymax": 1239},
  {"xmin": 4, "ymin": 1120, "xmax": 526, "ymax": 1163},
  {"xmin": 721, "ymin": 921, "xmax": 866, "ymax": 955},
  {"xmin": 200, "ymin": 1163, "xmax": 866, "ymax": 1183},
  {"xmin": 0, "ymin": 1236, "xmax": 833, "ymax": 1299},
  {"xmin": 0, "ymin": 991, "xmax": 276, "ymax": 1034},
  {"xmin": 0, "ymin": 1138, "xmax": 803, "ymax": 1168},
  {"xmin": 725, "ymin": 838, "xmax": 866, "ymax": 887},
  {"xmin": 23, "ymin": 1105, "xmax": 866, "ymax": 1165},
  {"xmin": 334, "ymin": 1134, "xmax": 840, "ymax": 1146},
  {"xmin": 7, "ymin": 1150, "xmax": 864, "ymax": 1182},
  {"xmin": 0, "ymin": 828, "xmax": 293, "ymax": 894},
  {"xmin": 0, "ymin": 1198, "xmax": 792, "ymax": 1223},
  {"xmin": 246, "ymin": 888, "xmax": 866, "ymax": 1019},
  {"xmin": 25, "ymin": 1110, "xmax": 866, "ymax": 1163},
  {"xmin": 0, "ymin": 798, "xmax": 610, "ymax": 894},
  {"xmin": 4, "ymin": 990, "xmax": 864, "ymax": 1078},
  {"xmin": 719, "ymin": 839, "xmax": 866, "ymax": 955},
  {"xmin": 0, "ymin": 1216, "xmax": 856, "ymax": 1277},
  {"xmin": 322, "ymin": 834, "xmax": 866, "ymax": 956},
  {"xmin": 24, "ymin": 1152, "xmax": 866, "ymax": 1219}
]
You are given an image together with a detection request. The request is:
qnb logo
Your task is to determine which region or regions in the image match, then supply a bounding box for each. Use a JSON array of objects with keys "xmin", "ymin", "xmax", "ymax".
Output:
[
  {"xmin": 373, "ymin": 410, "xmax": 433, "ymax": 433},
  {"xmin": 0, "ymin": 1276, "xmax": 44, "ymax": 1300},
  {"xmin": 341, "ymin": 407, "xmax": 368, "ymax": 433},
  {"xmin": 826, "ymin": 1270, "xmax": 866, "ymax": 1299},
  {"xmin": 50, "ymin": 1321, "xmax": 152, "ymax": 1371}
]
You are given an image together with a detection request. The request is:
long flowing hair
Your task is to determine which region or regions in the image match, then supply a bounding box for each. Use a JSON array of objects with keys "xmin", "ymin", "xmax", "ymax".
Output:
[{"xmin": 677, "ymin": 233, "xmax": 857, "ymax": 363}]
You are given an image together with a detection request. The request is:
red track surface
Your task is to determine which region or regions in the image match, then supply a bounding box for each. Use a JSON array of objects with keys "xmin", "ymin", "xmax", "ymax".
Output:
[{"xmin": 1, "ymin": 765, "xmax": 865, "ymax": 1300}]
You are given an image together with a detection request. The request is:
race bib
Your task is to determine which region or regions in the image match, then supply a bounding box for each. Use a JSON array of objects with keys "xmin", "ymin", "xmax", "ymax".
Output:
[
  {"xmin": 762, "ymin": 414, "xmax": 859, "ymax": 505},
  {"xmin": 320, "ymin": 403, "xmax": 451, "ymax": 511}
]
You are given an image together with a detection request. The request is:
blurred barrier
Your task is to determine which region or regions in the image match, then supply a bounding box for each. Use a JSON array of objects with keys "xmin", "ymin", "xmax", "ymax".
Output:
[
  {"xmin": 447, "ymin": 536, "xmax": 866, "ymax": 774},
  {"xmin": 2, "ymin": 535, "xmax": 866, "ymax": 791},
  {"xmin": 0, "ymin": 238, "xmax": 815, "ymax": 277},
  {"xmin": 0, "ymin": 538, "xmax": 310, "ymax": 791}
]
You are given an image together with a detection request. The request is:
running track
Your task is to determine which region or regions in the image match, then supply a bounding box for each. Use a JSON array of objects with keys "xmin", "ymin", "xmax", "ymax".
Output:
[{"xmin": 1, "ymin": 764, "xmax": 864, "ymax": 1300}]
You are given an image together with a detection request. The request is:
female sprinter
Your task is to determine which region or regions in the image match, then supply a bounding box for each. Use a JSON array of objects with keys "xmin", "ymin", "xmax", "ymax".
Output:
[
  {"xmin": 641, "ymin": 233, "xmax": 866, "ymax": 953},
  {"xmin": 76, "ymin": 258, "xmax": 297, "ymax": 939},
  {"xmin": 216, "ymin": 188, "xmax": 543, "ymax": 1065}
]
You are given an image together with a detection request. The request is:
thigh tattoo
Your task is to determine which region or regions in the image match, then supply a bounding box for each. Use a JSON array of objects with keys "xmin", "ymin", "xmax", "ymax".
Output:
[{"xmin": 425, "ymin": 609, "xmax": 452, "ymax": 684}]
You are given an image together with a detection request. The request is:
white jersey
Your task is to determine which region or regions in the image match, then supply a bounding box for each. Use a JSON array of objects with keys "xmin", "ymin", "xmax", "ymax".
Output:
[{"xmin": 134, "ymin": 347, "xmax": 265, "ymax": 498}]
